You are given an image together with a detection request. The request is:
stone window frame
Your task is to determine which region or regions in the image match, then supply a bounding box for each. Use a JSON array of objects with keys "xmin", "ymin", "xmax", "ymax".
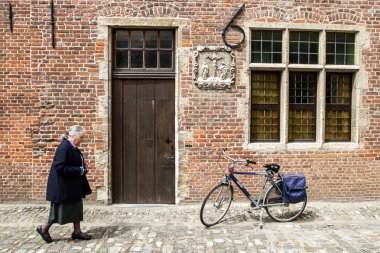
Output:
[{"xmin": 243, "ymin": 22, "xmax": 368, "ymax": 151}]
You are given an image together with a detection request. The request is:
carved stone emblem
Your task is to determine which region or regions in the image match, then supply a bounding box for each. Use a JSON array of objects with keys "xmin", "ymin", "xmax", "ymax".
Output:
[{"xmin": 193, "ymin": 46, "xmax": 236, "ymax": 90}]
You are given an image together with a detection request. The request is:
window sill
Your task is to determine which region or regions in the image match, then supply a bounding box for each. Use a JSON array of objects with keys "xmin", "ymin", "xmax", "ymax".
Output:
[
  {"xmin": 325, "ymin": 65, "xmax": 359, "ymax": 72},
  {"xmin": 246, "ymin": 142, "xmax": 360, "ymax": 151},
  {"xmin": 249, "ymin": 63, "xmax": 286, "ymax": 70},
  {"xmin": 288, "ymin": 64, "xmax": 324, "ymax": 70}
]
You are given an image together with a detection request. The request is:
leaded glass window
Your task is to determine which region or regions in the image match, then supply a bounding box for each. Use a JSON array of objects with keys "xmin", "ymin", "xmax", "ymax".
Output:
[
  {"xmin": 325, "ymin": 73, "xmax": 352, "ymax": 141},
  {"xmin": 289, "ymin": 31, "xmax": 319, "ymax": 64},
  {"xmin": 251, "ymin": 72, "xmax": 280, "ymax": 142},
  {"xmin": 288, "ymin": 72, "xmax": 317, "ymax": 141},
  {"xmin": 326, "ymin": 32, "xmax": 355, "ymax": 65},
  {"xmin": 114, "ymin": 29, "xmax": 174, "ymax": 70},
  {"xmin": 251, "ymin": 30, "xmax": 282, "ymax": 63}
]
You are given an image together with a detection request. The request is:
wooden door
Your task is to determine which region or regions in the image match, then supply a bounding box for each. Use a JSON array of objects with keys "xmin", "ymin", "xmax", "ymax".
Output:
[{"xmin": 112, "ymin": 79, "xmax": 175, "ymax": 204}]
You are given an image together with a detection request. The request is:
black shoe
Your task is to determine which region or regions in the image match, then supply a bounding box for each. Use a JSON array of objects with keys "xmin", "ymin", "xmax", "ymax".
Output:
[
  {"xmin": 71, "ymin": 232, "xmax": 92, "ymax": 240},
  {"xmin": 36, "ymin": 225, "xmax": 53, "ymax": 243}
]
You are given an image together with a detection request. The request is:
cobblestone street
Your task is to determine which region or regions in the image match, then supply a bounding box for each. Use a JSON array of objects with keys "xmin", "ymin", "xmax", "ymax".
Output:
[{"xmin": 0, "ymin": 201, "xmax": 379, "ymax": 253}]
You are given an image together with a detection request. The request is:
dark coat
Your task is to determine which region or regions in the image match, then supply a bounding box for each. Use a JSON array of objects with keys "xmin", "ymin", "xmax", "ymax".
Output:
[{"xmin": 46, "ymin": 140, "xmax": 92, "ymax": 203}]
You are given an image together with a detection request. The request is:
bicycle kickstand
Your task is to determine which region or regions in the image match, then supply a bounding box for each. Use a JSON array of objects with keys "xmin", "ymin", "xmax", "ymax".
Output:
[{"xmin": 259, "ymin": 208, "xmax": 264, "ymax": 229}]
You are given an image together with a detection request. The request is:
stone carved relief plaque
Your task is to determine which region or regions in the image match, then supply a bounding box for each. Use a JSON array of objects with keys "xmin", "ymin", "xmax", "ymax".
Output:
[{"xmin": 193, "ymin": 46, "xmax": 236, "ymax": 90}]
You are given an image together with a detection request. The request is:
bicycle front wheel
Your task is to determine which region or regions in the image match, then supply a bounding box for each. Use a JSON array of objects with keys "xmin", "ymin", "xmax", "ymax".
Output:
[
  {"xmin": 200, "ymin": 183, "xmax": 233, "ymax": 227},
  {"xmin": 264, "ymin": 180, "xmax": 307, "ymax": 222}
]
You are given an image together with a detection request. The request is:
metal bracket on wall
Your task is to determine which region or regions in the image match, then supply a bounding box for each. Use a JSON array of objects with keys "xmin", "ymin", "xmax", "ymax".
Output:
[
  {"xmin": 222, "ymin": 3, "xmax": 245, "ymax": 49},
  {"xmin": 50, "ymin": 0, "xmax": 55, "ymax": 48},
  {"xmin": 8, "ymin": 1, "xmax": 13, "ymax": 33}
]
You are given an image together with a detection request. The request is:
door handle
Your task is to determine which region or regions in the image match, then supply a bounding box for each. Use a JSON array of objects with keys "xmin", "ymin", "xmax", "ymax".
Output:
[{"xmin": 166, "ymin": 138, "xmax": 171, "ymax": 144}]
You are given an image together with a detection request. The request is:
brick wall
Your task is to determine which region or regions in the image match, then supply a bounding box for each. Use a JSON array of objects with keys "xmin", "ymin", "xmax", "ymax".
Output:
[{"xmin": 0, "ymin": 0, "xmax": 379, "ymax": 203}]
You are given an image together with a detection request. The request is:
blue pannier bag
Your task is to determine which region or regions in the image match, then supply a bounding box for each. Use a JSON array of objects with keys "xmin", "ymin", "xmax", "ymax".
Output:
[{"xmin": 282, "ymin": 174, "xmax": 307, "ymax": 204}]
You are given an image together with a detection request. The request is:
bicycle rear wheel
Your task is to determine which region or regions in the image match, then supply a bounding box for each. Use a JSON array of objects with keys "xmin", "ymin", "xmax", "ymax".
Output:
[
  {"xmin": 264, "ymin": 180, "xmax": 307, "ymax": 222},
  {"xmin": 200, "ymin": 183, "xmax": 233, "ymax": 227}
]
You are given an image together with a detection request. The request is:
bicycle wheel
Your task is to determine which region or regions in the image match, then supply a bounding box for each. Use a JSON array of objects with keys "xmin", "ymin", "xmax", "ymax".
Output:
[
  {"xmin": 264, "ymin": 180, "xmax": 307, "ymax": 222},
  {"xmin": 200, "ymin": 183, "xmax": 233, "ymax": 227}
]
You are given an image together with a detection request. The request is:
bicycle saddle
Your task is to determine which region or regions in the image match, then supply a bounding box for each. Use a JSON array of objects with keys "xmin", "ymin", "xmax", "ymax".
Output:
[{"xmin": 263, "ymin": 164, "xmax": 280, "ymax": 173}]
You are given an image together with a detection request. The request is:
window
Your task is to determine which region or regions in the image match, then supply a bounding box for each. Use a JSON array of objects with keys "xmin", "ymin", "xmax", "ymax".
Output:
[
  {"xmin": 249, "ymin": 26, "xmax": 359, "ymax": 147},
  {"xmin": 251, "ymin": 30, "xmax": 282, "ymax": 63},
  {"xmin": 289, "ymin": 31, "xmax": 319, "ymax": 64},
  {"xmin": 326, "ymin": 32, "xmax": 355, "ymax": 65},
  {"xmin": 251, "ymin": 72, "xmax": 280, "ymax": 142},
  {"xmin": 288, "ymin": 73, "xmax": 317, "ymax": 141},
  {"xmin": 114, "ymin": 29, "xmax": 174, "ymax": 72},
  {"xmin": 325, "ymin": 73, "xmax": 352, "ymax": 141}
]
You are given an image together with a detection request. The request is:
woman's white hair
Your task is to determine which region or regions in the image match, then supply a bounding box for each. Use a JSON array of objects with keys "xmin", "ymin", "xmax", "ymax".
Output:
[{"xmin": 61, "ymin": 125, "xmax": 85, "ymax": 140}]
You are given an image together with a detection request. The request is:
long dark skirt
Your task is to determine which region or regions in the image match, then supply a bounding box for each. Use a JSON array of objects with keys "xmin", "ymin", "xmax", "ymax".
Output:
[{"xmin": 48, "ymin": 200, "xmax": 83, "ymax": 225}]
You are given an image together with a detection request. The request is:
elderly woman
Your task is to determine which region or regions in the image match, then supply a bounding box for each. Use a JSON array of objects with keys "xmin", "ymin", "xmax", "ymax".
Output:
[{"xmin": 36, "ymin": 125, "xmax": 92, "ymax": 243}]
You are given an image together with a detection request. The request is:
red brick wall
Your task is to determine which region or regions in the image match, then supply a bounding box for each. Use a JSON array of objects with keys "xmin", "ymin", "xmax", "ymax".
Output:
[{"xmin": 0, "ymin": 0, "xmax": 379, "ymax": 202}]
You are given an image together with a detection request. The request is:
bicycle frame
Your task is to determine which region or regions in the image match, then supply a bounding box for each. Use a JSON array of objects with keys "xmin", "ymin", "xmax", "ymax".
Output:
[
  {"xmin": 220, "ymin": 148, "xmax": 284, "ymax": 208},
  {"xmin": 226, "ymin": 170, "xmax": 279, "ymax": 208}
]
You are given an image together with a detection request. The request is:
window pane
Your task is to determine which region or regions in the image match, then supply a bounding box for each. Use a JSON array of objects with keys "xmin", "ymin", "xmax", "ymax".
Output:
[
  {"xmin": 336, "ymin": 33, "xmax": 346, "ymax": 42},
  {"xmin": 309, "ymin": 32, "xmax": 319, "ymax": 42},
  {"xmin": 300, "ymin": 42, "xmax": 308, "ymax": 53},
  {"xmin": 160, "ymin": 31, "xmax": 173, "ymax": 49},
  {"xmin": 289, "ymin": 31, "xmax": 319, "ymax": 64},
  {"xmin": 113, "ymin": 29, "xmax": 174, "ymax": 71},
  {"xmin": 310, "ymin": 43, "xmax": 318, "ymax": 54},
  {"xmin": 251, "ymin": 71, "xmax": 280, "ymax": 142},
  {"xmin": 288, "ymin": 72, "xmax": 316, "ymax": 141},
  {"xmin": 145, "ymin": 31, "xmax": 158, "ymax": 48},
  {"xmin": 326, "ymin": 32, "xmax": 355, "ymax": 65},
  {"xmin": 346, "ymin": 43, "xmax": 354, "ymax": 54},
  {"xmin": 273, "ymin": 30, "xmax": 282, "ymax": 40},
  {"xmin": 336, "ymin": 55, "xmax": 345, "ymax": 65},
  {"xmin": 252, "ymin": 31, "xmax": 261, "ymax": 40},
  {"xmin": 115, "ymin": 31, "xmax": 129, "ymax": 48},
  {"xmin": 289, "ymin": 42, "xmax": 298, "ymax": 53},
  {"xmin": 273, "ymin": 42, "xmax": 282, "ymax": 53},
  {"xmin": 251, "ymin": 52, "xmax": 260, "ymax": 63},
  {"xmin": 131, "ymin": 50, "xmax": 143, "ymax": 68},
  {"xmin": 327, "ymin": 43, "xmax": 335, "ymax": 54},
  {"xmin": 288, "ymin": 110, "xmax": 315, "ymax": 141},
  {"xmin": 262, "ymin": 41, "xmax": 271, "ymax": 52},
  {"xmin": 262, "ymin": 53, "xmax": 271, "ymax": 63},
  {"xmin": 131, "ymin": 31, "xmax": 143, "ymax": 48},
  {"xmin": 336, "ymin": 43, "xmax": 345, "ymax": 54},
  {"xmin": 327, "ymin": 54, "xmax": 335, "ymax": 64},
  {"xmin": 346, "ymin": 54, "xmax": 354, "ymax": 65},
  {"xmin": 252, "ymin": 41, "xmax": 261, "ymax": 51},
  {"xmin": 116, "ymin": 50, "xmax": 128, "ymax": 68},
  {"xmin": 262, "ymin": 31, "xmax": 272, "ymax": 40},
  {"xmin": 160, "ymin": 51, "xmax": 172, "ymax": 68},
  {"xmin": 309, "ymin": 54, "xmax": 318, "ymax": 64},
  {"xmin": 145, "ymin": 50, "xmax": 157, "ymax": 68},
  {"xmin": 273, "ymin": 53, "xmax": 282, "ymax": 63},
  {"xmin": 325, "ymin": 111, "xmax": 350, "ymax": 141},
  {"xmin": 326, "ymin": 73, "xmax": 352, "ymax": 141},
  {"xmin": 289, "ymin": 53, "xmax": 298, "ymax": 64},
  {"xmin": 250, "ymin": 30, "xmax": 282, "ymax": 63},
  {"xmin": 299, "ymin": 53, "xmax": 308, "ymax": 64}
]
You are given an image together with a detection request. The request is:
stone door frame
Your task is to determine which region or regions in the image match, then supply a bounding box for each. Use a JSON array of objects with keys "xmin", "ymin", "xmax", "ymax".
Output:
[{"xmin": 97, "ymin": 17, "xmax": 190, "ymax": 204}]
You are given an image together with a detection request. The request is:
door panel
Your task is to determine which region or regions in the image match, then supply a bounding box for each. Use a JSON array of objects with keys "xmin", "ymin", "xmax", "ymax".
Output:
[{"xmin": 112, "ymin": 79, "xmax": 175, "ymax": 204}]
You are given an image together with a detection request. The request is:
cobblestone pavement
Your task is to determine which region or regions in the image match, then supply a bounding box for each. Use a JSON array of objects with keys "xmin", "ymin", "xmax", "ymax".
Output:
[{"xmin": 0, "ymin": 201, "xmax": 379, "ymax": 253}]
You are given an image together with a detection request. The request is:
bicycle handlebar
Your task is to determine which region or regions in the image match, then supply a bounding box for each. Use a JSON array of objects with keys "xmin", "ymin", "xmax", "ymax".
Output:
[{"xmin": 221, "ymin": 148, "xmax": 257, "ymax": 165}]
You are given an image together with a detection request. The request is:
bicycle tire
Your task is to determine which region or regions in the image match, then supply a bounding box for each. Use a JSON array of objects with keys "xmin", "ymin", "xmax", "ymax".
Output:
[
  {"xmin": 200, "ymin": 183, "xmax": 233, "ymax": 227},
  {"xmin": 264, "ymin": 180, "xmax": 307, "ymax": 222}
]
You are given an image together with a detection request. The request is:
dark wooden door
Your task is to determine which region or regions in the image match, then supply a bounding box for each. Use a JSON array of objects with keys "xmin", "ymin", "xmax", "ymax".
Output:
[{"xmin": 112, "ymin": 79, "xmax": 175, "ymax": 204}]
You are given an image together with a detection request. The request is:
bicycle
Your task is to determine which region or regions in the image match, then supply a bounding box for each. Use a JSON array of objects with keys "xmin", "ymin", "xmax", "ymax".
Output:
[{"xmin": 200, "ymin": 148, "xmax": 307, "ymax": 228}]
